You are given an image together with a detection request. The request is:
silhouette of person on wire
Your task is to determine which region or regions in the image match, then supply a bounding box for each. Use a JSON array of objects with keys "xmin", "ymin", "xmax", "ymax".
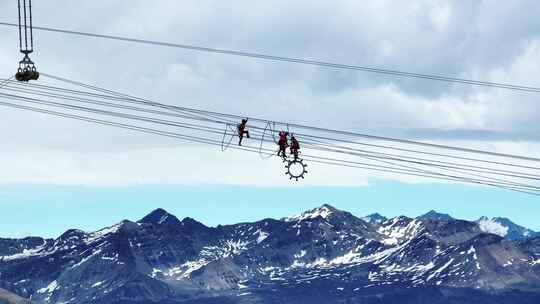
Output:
[{"xmin": 237, "ymin": 118, "xmax": 250, "ymax": 146}]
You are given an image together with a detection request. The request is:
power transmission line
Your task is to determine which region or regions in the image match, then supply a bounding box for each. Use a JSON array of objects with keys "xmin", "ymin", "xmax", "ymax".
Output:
[
  {"xmin": 4, "ymin": 76, "xmax": 540, "ymax": 187},
  {"xmin": 2, "ymin": 71, "xmax": 540, "ymax": 194},
  {"xmin": 8, "ymin": 78, "xmax": 540, "ymax": 180},
  {"xmin": 1, "ymin": 78, "xmax": 539, "ymax": 195},
  {"xmin": 0, "ymin": 97, "xmax": 537, "ymax": 195},
  {"xmin": 0, "ymin": 12, "xmax": 538, "ymax": 195},
  {"xmin": 30, "ymin": 74, "xmax": 540, "ymax": 164},
  {"xmin": 3, "ymin": 78, "xmax": 540, "ymax": 176},
  {"xmin": 1, "ymin": 22, "xmax": 540, "ymax": 93}
]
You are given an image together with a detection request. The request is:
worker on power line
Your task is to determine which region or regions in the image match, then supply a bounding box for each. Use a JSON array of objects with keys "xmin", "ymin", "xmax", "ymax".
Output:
[
  {"xmin": 290, "ymin": 135, "xmax": 300, "ymax": 160},
  {"xmin": 237, "ymin": 118, "xmax": 250, "ymax": 146},
  {"xmin": 277, "ymin": 131, "xmax": 289, "ymax": 160}
]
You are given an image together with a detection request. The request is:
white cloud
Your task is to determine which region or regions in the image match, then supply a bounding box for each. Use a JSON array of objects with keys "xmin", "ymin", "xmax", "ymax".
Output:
[
  {"xmin": 478, "ymin": 218, "xmax": 508, "ymax": 237},
  {"xmin": 0, "ymin": 1, "xmax": 539, "ymax": 186}
]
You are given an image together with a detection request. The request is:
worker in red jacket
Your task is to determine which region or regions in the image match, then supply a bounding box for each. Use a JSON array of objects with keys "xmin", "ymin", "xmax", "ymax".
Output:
[
  {"xmin": 290, "ymin": 135, "xmax": 300, "ymax": 160},
  {"xmin": 277, "ymin": 131, "xmax": 289, "ymax": 160}
]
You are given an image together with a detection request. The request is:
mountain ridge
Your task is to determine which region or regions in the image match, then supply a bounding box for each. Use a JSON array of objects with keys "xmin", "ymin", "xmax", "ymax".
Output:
[{"xmin": 1, "ymin": 204, "xmax": 539, "ymax": 304}]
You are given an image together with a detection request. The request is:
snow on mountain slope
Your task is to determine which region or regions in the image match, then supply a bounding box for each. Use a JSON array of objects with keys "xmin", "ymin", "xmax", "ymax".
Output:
[
  {"xmin": 377, "ymin": 216, "xmax": 425, "ymax": 245},
  {"xmin": 1, "ymin": 205, "xmax": 540, "ymax": 304},
  {"xmin": 283, "ymin": 204, "xmax": 336, "ymax": 222}
]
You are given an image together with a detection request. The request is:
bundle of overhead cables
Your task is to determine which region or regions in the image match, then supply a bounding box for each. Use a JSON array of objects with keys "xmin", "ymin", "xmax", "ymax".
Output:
[{"xmin": 0, "ymin": 73, "xmax": 538, "ymax": 195}]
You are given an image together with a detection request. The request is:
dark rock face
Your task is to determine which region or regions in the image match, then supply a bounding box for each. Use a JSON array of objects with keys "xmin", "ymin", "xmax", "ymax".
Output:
[
  {"xmin": 0, "ymin": 238, "xmax": 49, "ymax": 257},
  {"xmin": 1, "ymin": 205, "xmax": 539, "ymax": 304},
  {"xmin": 0, "ymin": 288, "xmax": 32, "ymax": 304},
  {"xmin": 418, "ymin": 210, "xmax": 454, "ymax": 222},
  {"xmin": 361, "ymin": 213, "xmax": 388, "ymax": 224},
  {"xmin": 139, "ymin": 208, "xmax": 182, "ymax": 226}
]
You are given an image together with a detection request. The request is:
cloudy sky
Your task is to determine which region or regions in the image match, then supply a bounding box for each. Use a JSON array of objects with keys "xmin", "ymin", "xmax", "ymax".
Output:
[{"xmin": 0, "ymin": 1, "xmax": 539, "ymax": 237}]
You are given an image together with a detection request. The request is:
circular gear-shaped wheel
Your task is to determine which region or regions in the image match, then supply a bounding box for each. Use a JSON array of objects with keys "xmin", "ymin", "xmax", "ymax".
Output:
[{"xmin": 285, "ymin": 159, "xmax": 308, "ymax": 181}]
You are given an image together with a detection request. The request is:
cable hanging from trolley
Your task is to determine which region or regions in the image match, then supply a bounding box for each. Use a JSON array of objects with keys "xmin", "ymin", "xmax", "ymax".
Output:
[{"xmin": 15, "ymin": 0, "xmax": 39, "ymax": 82}]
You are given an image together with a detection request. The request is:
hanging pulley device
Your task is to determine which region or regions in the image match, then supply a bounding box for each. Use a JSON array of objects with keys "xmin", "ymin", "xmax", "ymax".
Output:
[{"xmin": 15, "ymin": 0, "xmax": 39, "ymax": 82}]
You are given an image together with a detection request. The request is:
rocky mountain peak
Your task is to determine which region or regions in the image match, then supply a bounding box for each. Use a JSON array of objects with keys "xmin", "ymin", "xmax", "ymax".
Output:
[
  {"xmin": 139, "ymin": 208, "xmax": 180, "ymax": 226},
  {"xmin": 361, "ymin": 213, "xmax": 388, "ymax": 224},
  {"xmin": 283, "ymin": 204, "xmax": 340, "ymax": 222},
  {"xmin": 418, "ymin": 210, "xmax": 453, "ymax": 221},
  {"xmin": 59, "ymin": 229, "xmax": 86, "ymax": 238},
  {"xmin": 180, "ymin": 217, "xmax": 208, "ymax": 231}
]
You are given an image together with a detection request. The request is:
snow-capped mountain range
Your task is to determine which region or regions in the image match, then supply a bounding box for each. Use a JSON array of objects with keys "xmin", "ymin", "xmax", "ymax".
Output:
[{"xmin": 1, "ymin": 205, "xmax": 539, "ymax": 304}]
